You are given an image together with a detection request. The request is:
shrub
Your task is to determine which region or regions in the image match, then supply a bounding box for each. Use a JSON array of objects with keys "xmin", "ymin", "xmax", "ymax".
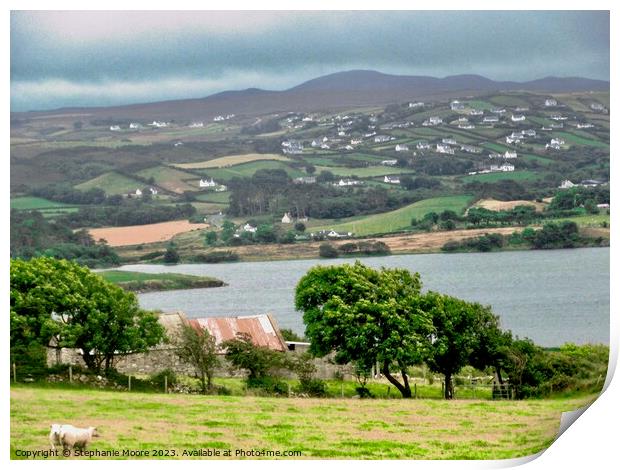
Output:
[
  {"xmin": 150, "ymin": 369, "xmax": 178, "ymax": 389},
  {"xmin": 319, "ymin": 243, "xmax": 339, "ymax": 258}
]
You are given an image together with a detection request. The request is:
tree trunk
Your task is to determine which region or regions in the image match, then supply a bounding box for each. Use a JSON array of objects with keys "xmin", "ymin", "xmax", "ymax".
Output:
[
  {"xmin": 200, "ymin": 372, "xmax": 207, "ymax": 395},
  {"xmin": 444, "ymin": 373, "xmax": 454, "ymax": 399},
  {"xmin": 81, "ymin": 351, "xmax": 98, "ymax": 373},
  {"xmin": 494, "ymin": 366, "xmax": 504, "ymax": 385},
  {"xmin": 382, "ymin": 360, "xmax": 412, "ymax": 398},
  {"xmin": 207, "ymin": 372, "xmax": 213, "ymax": 391}
]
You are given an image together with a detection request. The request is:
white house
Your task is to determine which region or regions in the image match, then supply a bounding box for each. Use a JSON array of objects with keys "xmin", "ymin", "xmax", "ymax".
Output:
[
  {"xmin": 416, "ymin": 141, "xmax": 431, "ymax": 150},
  {"xmin": 350, "ymin": 138, "xmax": 363, "ymax": 145},
  {"xmin": 337, "ymin": 179, "xmax": 360, "ymax": 187},
  {"xmin": 135, "ymin": 188, "xmax": 142, "ymax": 197},
  {"xmin": 409, "ymin": 101, "xmax": 424, "ymax": 108},
  {"xmin": 110, "ymin": 125, "xmax": 121, "ymax": 131},
  {"xmin": 491, "ymin": 108, "xmax": 506, "ymax": 114},
  {"xmin": 450, "ymin": 100, "xmax": 465, "ymax": 111},
  {"xmin": 374, "ymin": 135, "xmax": 393, "ymax": 143},
  {"xmin": 469, "ymin": 109, "xmax": 484, "ymax": 116},
  {"xmin": 550, "ymin": 114, "xmax": 567, "ymax": 121},
  {"xmin": 381, "ymin": 159, "xmax": 398, "ymax": 166},
  {"xmin": 149, "ymin": 187, "xmax": 158, "ymax": 195},
  {"xmin": 436, "ymin": 144, "xmax": 455, "ymax": 155},
  {"xmin": 511, "ymin": 115, "xmax": 526, "ymax": 122},
  {"xmin": 150, "ymin": 121, "xmax": 168, "ymax": 128},
  {"xmin": 242, "ymin": 224, "xmax": 257, "ymax": 233},
  {"xmin": 384, "ymin": 176, "xmax": 400, "ymax": 184},
  {"xmin": 215, "ymin": 184, "xmax": 227, "ymax": 192},
  {"xmin": 442, "ymin": 138, "xmax": 457, "ymax": 145},
  {"xmin": 423, "ymin": 116, "xmax": 443, "ymax": 126},
  {"xmin": 499, "ymin": 163, "xmax": 515, "ymax": 172},
  {"xmin": 281, "ymin": 213, "xmax": 292, "ymax": 224},
  {"xmin": 460, "ymin": 145, "xmax": 481, "ymax": 154},
  {"xmin": 129, "ymin": 123, "xmax": 141, "ymax": 129},
  {"xmin": 199, "ymin": 178, "xmax": 217, "ymax": 188},
  {"xmin": 506, "ymin": 135, "xmax": 521, "ymax": 144},
  {"xmin": 395, "ymin": 144, "xmax": 409, "ymax": 152},
  {"xmin": 522, "ymin": 129, "xmax": 537, "ymax": 137},
  {"xmin": 576, "ymin": 123, "xmax": 594, "ymax": 129},
  {"xmin": 188, "ymin": 122, "xmax": 204, "ymax": 128},
  {"xmin": 544, "ymin": 99, "xmax": 557, "ymax": 107},
  {"xmin": 515, "ymin": 107, "xmax": 530, "ymax": 112},
  {"xmin": 559, "ymin": 180, "xmax": 576, "ymax": 189},
  {"xmin": 504, "ymin": 151, "xmax": 518, "ymax": 159},
  {"xmin": 483, "ymin": 116, "xmax": 499, "ymax": 123},
  {"xmin": 590, "ymin": 103, "xmax": 605, "ymax": 112}
]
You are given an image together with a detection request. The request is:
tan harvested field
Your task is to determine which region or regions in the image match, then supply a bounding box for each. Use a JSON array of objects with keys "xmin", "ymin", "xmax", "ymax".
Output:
[
  {"xmin": 89, "ymin": 220, "xmax": 209, "ymax": 247},
  {"xmin": 165, "ymin": 227, "xmax": 522, "ymax": 262},
  {"xmin": 174, "ymin": 153, "xmax": 290, "ymax": 169},
  {"xmin": 472, "ymin": 199, "xmax": 547, "ymax": 212}
]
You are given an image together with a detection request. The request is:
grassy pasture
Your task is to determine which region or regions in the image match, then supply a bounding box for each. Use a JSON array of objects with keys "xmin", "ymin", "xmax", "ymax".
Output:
[
  {"xmin": 198, "ymin": 161, "xmax": 305, "ymax": 181},
  {"xmin": 462, "ymin": 171, "xmax": 543, "ymax": 183},
  {"xmin": 10, "ymin": 196, "xmax": 75, "ymax": 211},
  {"xmin": 311, "ymin": 195, "xmax": 473, "ymax": 236},
  {"xmin": 75, "ymin": 172, "xmax": 145, "ymax": 195},
  {"xmin": 314, "ymin": 165, "xmax": 410, "ymax": 178},
  {"xmin": 194, "ymin": 191, "xmax": 231, "ymax": 204},
  {"xmin": 488, "ymin": 95, "xmax": 531, "ymax": 107},
  {"xmin": 10, "ymin": 385, "xmax": 596, "ymax": 460},
  {"xmin": 553, "ymin": 132, "xmax": 609, "ymax": 149},
  {"xmin": 175, "ymin": 154, "xmax": 290, "ymax": 169},
  {"xmin": 136, "ymin": 166, "xmax": 198, "ymax": 194}
]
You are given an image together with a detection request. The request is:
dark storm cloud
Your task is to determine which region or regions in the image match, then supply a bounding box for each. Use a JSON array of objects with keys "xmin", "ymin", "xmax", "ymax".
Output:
[{"xmin": 10, "ymin": 10, "xmax": 610, "ymax": 111}]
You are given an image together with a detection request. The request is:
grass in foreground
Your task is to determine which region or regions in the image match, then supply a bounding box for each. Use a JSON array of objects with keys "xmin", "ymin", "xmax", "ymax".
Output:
[
  {"xmin": 97, "ymin": 270, "xmax": 224, "ymax": 292},
  {"xmin": 311, "ymin": 195, "xmax": 473, "ymax": 236},
  {"xmin": 10, "ymin": 385, "xmax": 597, "ymax": 460}
]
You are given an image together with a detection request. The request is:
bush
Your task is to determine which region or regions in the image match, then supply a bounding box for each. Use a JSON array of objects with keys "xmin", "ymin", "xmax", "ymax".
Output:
[
  {"xmin": 297, "ymin": 378, "xmax": 327, "ymax": 397},
  {"xmin": 189, "ymin": 251, "xmax": 239, "ymax": 263},
  {"xmin": 247, "ymin": 376, "xmax": 288, "ymax": 395},
  {"xmin": 150, "ymin": 369, "xmax": 178, "ymax": 389},
  {"xmin": 319, "ymin": 243, "xmax": 339, "ymax": 258}
]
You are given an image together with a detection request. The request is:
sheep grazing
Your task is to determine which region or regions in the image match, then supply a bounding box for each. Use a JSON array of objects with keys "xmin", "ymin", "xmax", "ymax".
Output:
[
  {"xmin": 49, "ymin": 423, "xmax": 65, "ymax": 450},
  {"xmin": 59, "ymin": 425, "xmax": 99, "ymax": 451}
]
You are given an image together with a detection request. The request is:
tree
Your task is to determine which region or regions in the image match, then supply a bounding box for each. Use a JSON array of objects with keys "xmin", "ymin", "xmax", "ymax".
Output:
[
  {"xmin": 10, "ymin": 258, "xmax": 165, "ymax": 374},
  {"xmin": 305, "ymin": 164, "xmax": 316, "ymax": 175},
  {"xmin": 163, "ymin": 243, "xmax": 180, "ymax": 264},
  {"xmin": 220, "ymin": 221, "xmax": 236, "ymax": 242},
  {"xmin": 295, "ymin": 262, "xmax": 433, "ymax": 398},
  {"xmin": 294, "ymin": 222, "xmax": 306, "ymax": 233},
  {"xmin": 222, "ymin": 333, "xmax": 288, "ymax": 384},
  {"xmin": 422, "ymin": 293, "xmax": 485, "ymax": 399},
  {"xmin": 318, "ymin": 243, "xmax": 339, "ymax": 258},
  {"xmin": 175, "ymin": 322, "xmax": 219, "ymax": 394},
  {"xmin": 204, "ymin": 231, "xmax": 218, "ymax": 246}
]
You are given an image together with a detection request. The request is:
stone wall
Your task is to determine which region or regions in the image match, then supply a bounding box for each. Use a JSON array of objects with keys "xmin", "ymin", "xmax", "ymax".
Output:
[{"xmin": 46, "ymin": 343, "xmax": 353, "ymax": 381}]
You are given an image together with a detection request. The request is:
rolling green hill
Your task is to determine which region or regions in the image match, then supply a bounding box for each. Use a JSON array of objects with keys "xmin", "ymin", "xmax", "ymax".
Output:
[{"xmin": 311, "ymin": 195, "xmax": 473, "ymax": 236}]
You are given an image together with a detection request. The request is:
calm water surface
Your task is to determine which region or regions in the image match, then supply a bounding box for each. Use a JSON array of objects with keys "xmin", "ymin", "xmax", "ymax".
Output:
[{"xmin": 118, "ymin": 247, "xmax": 609, "ymax": 347}]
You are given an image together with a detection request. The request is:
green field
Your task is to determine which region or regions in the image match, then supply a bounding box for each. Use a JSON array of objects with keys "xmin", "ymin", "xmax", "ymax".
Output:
[
  {"xmin": 553, "ymin": 132, "xmax": 609, "ymax": 149},
  {"xmin": 314, "ymin": 165, "xmax": 410, "ymax": 178},
  {"xmin": 199, "ymin": 161, "xmax": 305, "ymax": 181},
  {"xmin": 488, "ymin": 95, "xmax": 531, "ymax": 107},
  {"xmin": 311, "ymin": 195, "xmax": 473, "ymax": 236},
  {"xmin": 10, "ymin": 196, "xmax": 75, "ymax": 210},
  {"xmin": 10, "ymin": 385, "xmax": 596, "ymax": 460},
  {"xmin": 136, "ymin": 166, "xmax": 197, "ymax": 193},
  {"xmin": 194, "ymin": 191, "xmax": 231, "ymax": 203},
  {"xmin": 76, "ymin": 172, "xmax": 145, "ymax": 195},
  {"xmin": 462, "ymin": 171, "xmax": 543, "ymax": 183},
  {"xmin": 97, "ymin": 270, "xmax": 223, "ymax": 292}
]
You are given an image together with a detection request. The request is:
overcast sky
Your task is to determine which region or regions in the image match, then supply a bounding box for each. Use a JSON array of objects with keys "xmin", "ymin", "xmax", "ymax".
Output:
[{"xmin": 10, "ymin": 10, "xmax": 610, "ymax": 111}]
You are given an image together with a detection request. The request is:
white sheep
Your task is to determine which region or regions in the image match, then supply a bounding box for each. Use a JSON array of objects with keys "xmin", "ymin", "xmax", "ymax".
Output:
[
  {"xmin": 49, "ymin": 423, "xmax": 68, "ymax": 450},
  {"xmin": 60, "ymin": 425, "xmax": 99, "ymax": 451}
]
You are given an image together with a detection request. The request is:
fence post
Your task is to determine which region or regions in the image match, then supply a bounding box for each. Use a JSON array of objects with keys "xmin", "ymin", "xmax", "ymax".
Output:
[
  {"xmin": 414, "ymin": 383, "xmax": 417, "ymax": 399},
  {"xmin": 386, "ymin": 385, "xmax": 390, "ymax": 398},
  {"xmin": 12, "ymin": 363, "xmax": 16, "ymax": 383},
  {"xmin": 441, "ymin": 381, "xmax": 444, "ymax": 398},
  {"xmin": 164, "ymin": 375, "xmax": 168, "ymax": 394},
  {"xmin": 287, "ymin": 383, "xmax": 291, "ymax": 397},
  {"xmin": 128, "ymin": 375, "xmax": 132, "ymax": 392},
  {"xmin": 69, "ymin": 365, "xmax": 73, "ymax": 383},
  {"xmin": 340, "ymin": 382, "xmax": 344, "ymax": 398}
]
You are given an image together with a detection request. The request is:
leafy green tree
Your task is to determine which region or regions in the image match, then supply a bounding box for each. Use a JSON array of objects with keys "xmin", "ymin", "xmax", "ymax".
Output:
[
  {"xmin": 204, "ymin": 231, "xmax": 218, "ymax": 246},
  {"xmin": 175, "ymin": 322, "xmax": 219, "ymax": 394},
  {"xmin": 294, "ymin": 222, "xmax": 306, "ymax": 232},
  {"xmin": 255, "ymin": 224, "xmax": 277, "ymax": 243},
  {"xmin": 422, "ymin": 293, "xmax": 486, "ymax": 399},
  {"xmin": 221, "ymin": 221, "xmax": 236, "ymax": 242},
  {"xmin": 222, "ymin": 333, "xmax": 287, "ymax": 382},
  {"xmin": 318, "ymin": 243, "xmax": 339, "ymax": 258},
  {"xmin": 10, "ymin": 258, "xmax": 165, "ymax": 374},
  {"xmin": 295, "ymin": 262, "xmax": 433, "ymax": 398},
  {"xmin": 163, "ymin": 243, "xmax": 180, "ymax": 264}
]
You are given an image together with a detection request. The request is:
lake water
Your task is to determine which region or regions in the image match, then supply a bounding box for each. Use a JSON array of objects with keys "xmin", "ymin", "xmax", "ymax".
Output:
[{"xmin": 119, "ymin": 247, "xmax": 609, "ymax": 347}]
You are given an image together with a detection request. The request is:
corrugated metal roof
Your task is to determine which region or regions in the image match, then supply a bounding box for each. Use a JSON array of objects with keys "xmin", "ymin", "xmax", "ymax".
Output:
[{"xmin": 185, "ymin": 314, "xmax": 287, "ymax": 352}]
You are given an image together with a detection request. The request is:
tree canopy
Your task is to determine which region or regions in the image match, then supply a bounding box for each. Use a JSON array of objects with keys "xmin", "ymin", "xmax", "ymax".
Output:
[
  {"xmin": 10, "ymin": 257, "xmax": 165, "ymax": 374},
  {"xmin": 295, "ymin": 261, "xmax": 433, "ymax": 397}
]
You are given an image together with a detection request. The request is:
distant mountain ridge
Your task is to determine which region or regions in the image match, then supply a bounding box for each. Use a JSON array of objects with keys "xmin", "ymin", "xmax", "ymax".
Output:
[{"xmin": 15, "ymin": 70, "xmax": 609, "ymax": 120}]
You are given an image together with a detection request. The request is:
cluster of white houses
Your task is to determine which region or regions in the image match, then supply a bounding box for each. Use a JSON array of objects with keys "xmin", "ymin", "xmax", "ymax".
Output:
[{"xmin": 199, "ymin": 178, "xmax": 227, "ymax": 192}]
